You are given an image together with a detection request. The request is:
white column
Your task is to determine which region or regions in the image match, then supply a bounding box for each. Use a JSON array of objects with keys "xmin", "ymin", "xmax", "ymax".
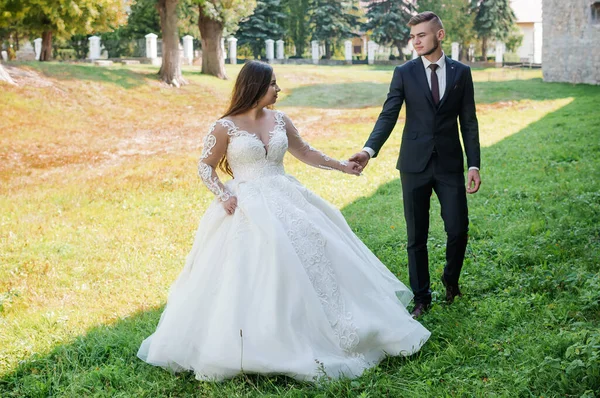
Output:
[
  {"xmin": 362, "ymin": 37, "xmax": 367, "ymax": 56},
  {"xmin": 533, "ymin": 22, "xmax": 543, "ymax": 64},
  {"xmin": 182, "ymin": 35, "xmax": 193, "ymax": 65},
  {"xmin": 1, "ymin": 51, "xmax": 7, "ymax": 62},
  {"xmin": 276, "ymin": 39, "xmax": 284, "ymax": 60},
  {"xmin": 311, "ymin": 40, "xmax": 319, "ymax": 64},
  {"xmin": 451, "ymin": 42, "xmax": 459, "ymax": 60},
  {"xmin": 368, "ymin": 41, "xmax": 378, "ymax": 64},
  {"xmin": 145, "ymin": 33, "xmax": 158, "ymax": 59},
  {"xmin": 34, "ymin": 38, "xmax": 42, "ymax": 60},
  {"xmin": 88, "ymin": 36, "xmax": 101, "ymax": 60},
  {"xmin": 495, "ymin": 42, "xmax": 505, "ymax": 65},
  {"xmin": 265, "ymin": 39, "xmax": 274, "ymax": 61},
  {"xmin": 344, "ymin": 40, "xmax": 352, "ymax": 62},
  {"xmin": 227, "ymin": 37, "xmax": 238, "ymax": 64}
]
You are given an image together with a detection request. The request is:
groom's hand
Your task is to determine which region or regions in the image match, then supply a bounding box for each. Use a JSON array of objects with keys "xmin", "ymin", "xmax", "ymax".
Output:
[
  {"xmin": 349, "ymin": 151, "xmax": 370, "ymax": 169},
  {"xmin": 466, "ymin": 169, "xmax": 481, "ymax": 194}
]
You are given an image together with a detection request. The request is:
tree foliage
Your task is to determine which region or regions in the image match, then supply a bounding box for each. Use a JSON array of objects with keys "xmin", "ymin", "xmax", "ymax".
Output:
[
  {"xmin": 309, "ymin": 0, "xmax": 358, "ymax": 59},
  {"xmin": 281, "ymin": 0, "xmax": 310, "ymax": 57},
  {"xmin": 417, "ymin": 0, "xmax": 477, "ymax": 60},
  {"xmin": 126, "ymin": 0, "xmax": 162, "ymax": 39},
  {"xmin": 363, "ymin": 0, "xmax": 415, "ymax": 55},
  {"xmin": 237, "ymin": 0, "xmax": 286, "ymax": 58},
  {"xmin": 473, "ymin": 0, "xmax": 516, "ymax": 58},
  {"xmin": 1, "ymin": 0, "xmax": 128, "ymax": 60}
]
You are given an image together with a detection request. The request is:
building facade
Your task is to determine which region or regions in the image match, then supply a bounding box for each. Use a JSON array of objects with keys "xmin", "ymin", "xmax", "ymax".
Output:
[
  {"xmin": 511, "ymin": 0, "xmax": 543, "ymax": 64},
  {"xmin": 543, "ymin": 0, "xmax": 600, "ymax": 84}
]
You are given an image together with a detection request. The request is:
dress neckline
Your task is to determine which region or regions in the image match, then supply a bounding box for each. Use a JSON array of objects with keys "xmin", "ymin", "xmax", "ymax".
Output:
[{"xmin": 221, "ymin": 111, "xmax": 284, "ymax": 157}]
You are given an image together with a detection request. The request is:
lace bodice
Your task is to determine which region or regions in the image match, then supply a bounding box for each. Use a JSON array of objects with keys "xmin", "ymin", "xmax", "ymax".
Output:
[
  {"xmin": 220, "ymin": 112, "xmax": 288, "ymax": 181},
  {"xmin": 198, "ymin": 110, "xmax": 348, "ymax": 201}
]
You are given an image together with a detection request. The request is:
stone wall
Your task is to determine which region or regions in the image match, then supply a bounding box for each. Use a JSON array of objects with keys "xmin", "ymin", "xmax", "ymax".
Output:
[{"xmin": 543, "ymin": 0, "xmax": 600, "ymax": 84}]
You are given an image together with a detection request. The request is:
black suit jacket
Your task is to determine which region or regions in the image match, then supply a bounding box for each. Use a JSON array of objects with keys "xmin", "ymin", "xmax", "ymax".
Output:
[{"xmin": 365, "ymin": 56, "xmax": 480, "ymax": 173}]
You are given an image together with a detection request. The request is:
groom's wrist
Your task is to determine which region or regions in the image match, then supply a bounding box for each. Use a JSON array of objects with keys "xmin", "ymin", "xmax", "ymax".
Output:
[{"xmin": 361, "ymin": 147, "xmax": 375, "ymax": 158}]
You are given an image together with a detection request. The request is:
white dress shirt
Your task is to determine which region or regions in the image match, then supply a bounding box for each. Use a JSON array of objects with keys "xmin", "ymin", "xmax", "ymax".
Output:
[
  {"xmin": 363, "ymin": 52, "xmax": 479, "ymax": 171},
  {"xmin": 422, "ymin": 52, "xmax": 446, "ymax": 102}
]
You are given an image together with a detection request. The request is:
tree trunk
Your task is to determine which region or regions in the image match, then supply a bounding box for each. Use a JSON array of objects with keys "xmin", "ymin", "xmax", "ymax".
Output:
[
  {"xmin": 395, "ymin": 41, "xmax": 404, "ymax": 59},
  {"xmin": 460, "ymin": 45, "xmax": 467, "ymax": 62},
  {"xmin": 40, "ymin": 31, "xmax": 53, "ymax": 61},
  {"xmin": 295, "ymin": 42, "xmax": 305, "ymax": 57},
  {"xmin": 0, "ymin": 63, "xmax": 16, "ymax": 85},
  {"xmin": 481, "ymin": 37, "xmax": 487, "ymax": 62},
  {"xmin": 158, "ymin": 0, "xmax": 186, "ymax": 87},
  {"xmin": 199, "ymin": 5, "xmax": 227, "ymax": 79}
]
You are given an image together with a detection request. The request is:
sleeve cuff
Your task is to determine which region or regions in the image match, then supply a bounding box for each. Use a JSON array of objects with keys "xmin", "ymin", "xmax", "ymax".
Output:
[
  {"xmin": 362, "ymin": 147, "xmax": 375, "ymax": 158},
  {"xmin": 468, "ymin": 166, "xmax": 480, "ymax": 171}
]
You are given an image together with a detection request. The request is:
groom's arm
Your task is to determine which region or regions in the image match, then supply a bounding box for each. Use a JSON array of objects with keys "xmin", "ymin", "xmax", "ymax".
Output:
[
  {"xmin": 458, "ymin": 67, "xmax": 481, "ymax": 170},
  {"xmin": 363, "ymin": 66, "xmax": 405, "ymax": 158}
]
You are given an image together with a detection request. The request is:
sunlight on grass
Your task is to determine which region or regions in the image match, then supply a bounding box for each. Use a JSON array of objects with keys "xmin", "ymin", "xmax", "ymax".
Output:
[{"xmin": 478, "ymin": 97, "xmax": 574, "ymax": 147}]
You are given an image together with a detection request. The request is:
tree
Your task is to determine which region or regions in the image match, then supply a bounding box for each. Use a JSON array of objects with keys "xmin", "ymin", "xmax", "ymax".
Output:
[
  {"xmin": 237, "ymin": 0, "xmax": 286, "ymax": 59},
  {"xmin": 417, "ymin": 0, "xmax": 477, "ymax": 61},
  {"xmin": 309, "ymin": 0, "xmax": 358, "ymax": 59},
  {"xmin": 158, "ymin": 0, "xmax": 186, "ymax": 86},
  {"xmin": 10, "ymin": 0, "xmax": 127, "ymax": 61},
  {"xmin": 0, "ymin": 0, "xmax": 27, "ymax": 53},
  {"xmin": 282, "ymin": 0, "xmax": 310, "ymax": 57},
  {"xmin": 197, "ymin": 0, "xmax": 256, "ymax": 79},
  {"xmin": 362, "ymin": 0, "xmax": 415, "ymax": 56},
  {"xmin": 473, "ymin": 0, "xmax": 516, "ymax": 60},
  {"xmin": 126, "ymin": 0, "xmax": 162, "ymax": 38}
]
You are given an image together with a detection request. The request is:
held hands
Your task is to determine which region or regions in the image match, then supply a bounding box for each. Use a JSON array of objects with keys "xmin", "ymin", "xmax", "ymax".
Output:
[
  {"xmin": 466, "ymin": 169, "xmax": 481, "ymax": 194},
  {"xmin": 222, "ymin": 195, "xmax": 238, "ymax": 215},
  {"xmin": 341, "ymin": 160, "xmax": 363, "ymax": 176},
  {"xmin": 349, "ymin": 151, "xmax": 370, "ymax": 170}
]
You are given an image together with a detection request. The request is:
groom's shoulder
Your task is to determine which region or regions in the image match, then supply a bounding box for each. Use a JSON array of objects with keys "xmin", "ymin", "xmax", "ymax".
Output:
[{"xmin": 394, "ymin": 59, "xmax": 418, "ymax": 75}]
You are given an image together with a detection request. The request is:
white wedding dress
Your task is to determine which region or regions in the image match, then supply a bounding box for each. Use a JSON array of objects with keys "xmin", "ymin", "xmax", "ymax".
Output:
[{"xmin": 137, "ymin": 110, "xmax": 430, "ymax": 382}]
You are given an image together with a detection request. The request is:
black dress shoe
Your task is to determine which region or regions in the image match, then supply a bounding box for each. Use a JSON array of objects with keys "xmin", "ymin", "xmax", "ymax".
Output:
[
  {"xmin": 441, "ymin": 274, "xmax": 462, "ymax": 303},
  {"xmin": 410, "ymin": 302, "xmax": 430, "ymax": 318}
]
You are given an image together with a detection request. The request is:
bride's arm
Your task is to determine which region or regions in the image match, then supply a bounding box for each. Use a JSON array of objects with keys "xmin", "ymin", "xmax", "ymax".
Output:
[
  {"xmin": 198, "ymin": 122, "xmax": 233, "ymax": 202},
  {"xmin": 284, "ymin": 115, "xmax": 361, "ymax": 175}
]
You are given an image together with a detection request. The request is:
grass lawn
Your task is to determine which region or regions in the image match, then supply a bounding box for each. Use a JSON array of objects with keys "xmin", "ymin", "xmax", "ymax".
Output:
[{"xmin": 0, "ymin": 62, "xmax": 599, "ymax": 397}]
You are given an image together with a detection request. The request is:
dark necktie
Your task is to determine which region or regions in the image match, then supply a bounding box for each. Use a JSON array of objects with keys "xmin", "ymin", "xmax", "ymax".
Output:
[{"xmin": 429, "ymin": 64, "xmax": 440, "ymax": 105}]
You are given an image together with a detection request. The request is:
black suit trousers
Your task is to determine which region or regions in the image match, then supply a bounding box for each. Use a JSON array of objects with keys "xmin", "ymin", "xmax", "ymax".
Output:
[{"xmin": 400, "ymin": 154, "xmax": 469, "ymax": 304}]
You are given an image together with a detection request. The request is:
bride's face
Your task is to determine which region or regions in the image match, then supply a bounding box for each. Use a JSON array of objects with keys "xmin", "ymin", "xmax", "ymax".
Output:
[{"xmin": 258, "ymin": 72, "xmax": 281, "ymax": 107}]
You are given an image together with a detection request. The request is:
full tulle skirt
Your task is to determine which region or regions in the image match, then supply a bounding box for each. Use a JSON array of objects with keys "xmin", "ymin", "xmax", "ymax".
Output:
[{"xmin": 138, "ymin": 174, "xmax": 430, "ymax": 381}]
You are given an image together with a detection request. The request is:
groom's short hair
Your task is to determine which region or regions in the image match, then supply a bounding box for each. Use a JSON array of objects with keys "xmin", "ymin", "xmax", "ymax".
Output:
[{"xmin": 408, "ymin": 12, "xmax": 444, "ymax": 30}]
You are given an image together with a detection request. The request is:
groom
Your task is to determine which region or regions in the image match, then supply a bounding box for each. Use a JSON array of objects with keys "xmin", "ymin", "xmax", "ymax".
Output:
[{"xmin": 350, "ymin": 12, "xmax": 481, "ymax": 318}]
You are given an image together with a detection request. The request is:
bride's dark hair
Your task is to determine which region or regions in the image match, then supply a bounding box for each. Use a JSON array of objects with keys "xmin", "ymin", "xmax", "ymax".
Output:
[{"xmin": 218, "ymin": 60, "xmax": 274, "ymax": 177}]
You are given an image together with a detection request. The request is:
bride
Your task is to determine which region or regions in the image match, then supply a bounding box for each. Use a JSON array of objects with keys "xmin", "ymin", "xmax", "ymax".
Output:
[{"xmin": 137, "ymin": 61, "xmax": 430, "ymax": 382}]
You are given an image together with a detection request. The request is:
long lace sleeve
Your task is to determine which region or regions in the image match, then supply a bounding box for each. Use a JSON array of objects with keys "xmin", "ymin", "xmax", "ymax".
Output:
[
  {"xmin": 283, "ymin": 114, "xmax": 348, "ymax": 172},
  {"xmin": 197, "ymin": 121, "xmax": 232, "ymax": 202}
]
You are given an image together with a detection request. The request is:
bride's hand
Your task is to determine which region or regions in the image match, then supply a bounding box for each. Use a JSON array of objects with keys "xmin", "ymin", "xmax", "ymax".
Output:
[
  {"xmin": 222, "ymin": 196, "xmax": 237, "ymax": 215},
  {"xmin": 341, "ymin": 160, "xmax": 363, "ymax": 176}
]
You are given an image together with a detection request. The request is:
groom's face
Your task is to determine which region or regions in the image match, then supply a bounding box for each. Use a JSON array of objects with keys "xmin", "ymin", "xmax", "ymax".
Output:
[{"xmin": 410, "ymin": 21, "xmax": 444, "ymax": 57}]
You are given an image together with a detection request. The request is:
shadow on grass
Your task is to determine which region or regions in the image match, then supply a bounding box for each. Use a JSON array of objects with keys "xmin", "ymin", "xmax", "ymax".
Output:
[
  {"xmin": 19, "ymin": 61, "xmax": 157, "ymax": 89},
  {"xmin": 1, "ymin": 82, "xmax": 599, "ymax": 397},
  {"xmin": 278, "ymin": 77, "xmax": 599, "ymax": 109}
]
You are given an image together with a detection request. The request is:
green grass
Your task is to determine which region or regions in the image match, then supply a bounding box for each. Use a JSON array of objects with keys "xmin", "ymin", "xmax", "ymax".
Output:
[{"xmin": 0, "ymin": 63, "xmax": 599, "ymax": 397}]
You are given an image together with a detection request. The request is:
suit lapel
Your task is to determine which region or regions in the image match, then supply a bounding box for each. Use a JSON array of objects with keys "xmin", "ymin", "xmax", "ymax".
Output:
[
  {"xmin": 438, "ymin": 56, "xmax": 457, "ymax": 110},
  {"xmin": 410, "ymin": 57, "xmax": 435, "ymax": 108}
]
